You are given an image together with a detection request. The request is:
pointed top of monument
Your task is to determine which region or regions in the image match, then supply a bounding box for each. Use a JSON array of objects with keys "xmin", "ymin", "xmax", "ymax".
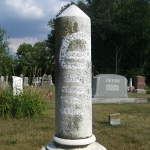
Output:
[{"xmin": 57, "ymin": 4, "xmax": 89, "ymax": 19}]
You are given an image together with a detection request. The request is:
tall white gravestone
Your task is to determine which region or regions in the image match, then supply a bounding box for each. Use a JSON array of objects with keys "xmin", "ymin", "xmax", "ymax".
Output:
[
  {"xmin": 12, "ymin": 76, "xmax": 23, "ymax": 95},
  {"xmin": 41, "ymin": 4, "xmax": 106, "ymax": 150}
]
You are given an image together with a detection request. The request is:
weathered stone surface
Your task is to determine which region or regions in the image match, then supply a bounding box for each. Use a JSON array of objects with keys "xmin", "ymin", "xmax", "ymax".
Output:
[
  {"xmin": 41, "ymin": 4, "xmax": 106, "ymax": 150},
  {"xmin": 109, "ymin": 113, "xmax": 120, "ymax": 125},
  {"xmin": 55, "ymin": 4, "xmax": 92, "ymax": 140},
  {"xmin": 12, "ymin": 76, "xmax": 23, "ymax": 95}
]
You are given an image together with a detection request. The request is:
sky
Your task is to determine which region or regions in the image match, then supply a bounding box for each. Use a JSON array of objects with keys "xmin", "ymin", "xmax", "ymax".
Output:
[{"xmin": 0, "ymin": 0, "xmax": 81, "ymax": 55}]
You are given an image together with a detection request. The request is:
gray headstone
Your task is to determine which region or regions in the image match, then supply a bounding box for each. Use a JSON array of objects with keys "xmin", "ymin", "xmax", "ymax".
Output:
[
  {"xmin": 92, "ymin": 74, "xmax": 128, "ymax": 98},
  {"xmin": 24, "ymin": 77, "xmax": 29, "ymax": 86},
  {"xmin": 5, "ymin": 76, "xmax": 8, "ymax": 85},
  {"xmin": 42, "ymin": 74, "xmax": 51, "ymax": 87},
  {"xmin": 12, "ymin": 76, "xmax": 23, "ymax": 95},
  {"xmin": 0, "ymin": 76, "xmax": 4, "ymax": 83},
  {"xmin": 41, "ymin": 4, "xmax": 106, "ymax": 150},
  {"xmin": 92, "ymin": 74, "xmax": 135, "ymax": 103}
]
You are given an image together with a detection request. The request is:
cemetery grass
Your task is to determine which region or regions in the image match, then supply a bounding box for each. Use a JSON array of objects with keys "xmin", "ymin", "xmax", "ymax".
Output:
[{"xmin": 0, "ymin": 88, "xmax": 149, "ymax": 150}]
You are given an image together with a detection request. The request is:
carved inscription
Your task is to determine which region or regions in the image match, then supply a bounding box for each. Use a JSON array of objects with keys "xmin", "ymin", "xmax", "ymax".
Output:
[
  {"xmin": 60, "ymin": 108, "xmax": 83, "ymax": 116},
  {"xmin": 59, "ymin": 32, "xmax": 90, "ymax": 116},
  {"xmin": 106, "ymin": 78, "xmax": 120, "ymax": 83},
  {"xmin": 106, "ymin": 84, "xmax": 119, "ymax": 91},
  {"xmin": 60, "ymin": 32, "xmax": 90, "ymax": 69},
  {"xmin": 61, "ymin": 96, "xmax": 81, "ymax": 104},
  {"xmin": 62, "ymin": 86, "xmax": 84, "ymax": 94}
]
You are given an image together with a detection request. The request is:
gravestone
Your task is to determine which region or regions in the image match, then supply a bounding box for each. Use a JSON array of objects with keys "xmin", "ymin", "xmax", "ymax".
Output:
[
  {"xmin": 92, "ymin": 74, "xmax": 135, "ymax": 103},
  {"xmin": 129, "ymin": 78, "xmax": 134, "ymax": 92},
  {"xmin": 134, "ymin": 76, "xmax": 146, "ymax": 94},
  {"xmin": 42, "ymin": 74, "xmax": 52, "ymax": 87},
  {"xmin": 5, "ymin": 75, "xmax": 8, "ymax": 85},
  {"xmin": 109, "ymin": 113, "xmax": 120, "ymax": 125},
  {"xmin": 12, "ymin": 76, "xmax": 23, "ymax": 95},
  {"xmin": 41, "ymin": 4, "xmax": 106, "ymax": 150},
  {"xmin": 32, "ymin": 77, "xmax": 41, "ymax": 86},
  {"xmin": 0, "ymin": 76, "xmax": 4, "ymax": 88},
  {"xmin": 24, "ymin": 77, "xmax": 29, "ymax": 86},
  {"xmin": 0, "ymin": 76, "xmax": 4, "ymax": 84}
]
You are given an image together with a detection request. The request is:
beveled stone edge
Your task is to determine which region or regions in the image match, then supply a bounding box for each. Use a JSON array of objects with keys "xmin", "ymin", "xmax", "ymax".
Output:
[{"xmin": 52, "ymin": 134, "xmax": 96, "ymax": 146}]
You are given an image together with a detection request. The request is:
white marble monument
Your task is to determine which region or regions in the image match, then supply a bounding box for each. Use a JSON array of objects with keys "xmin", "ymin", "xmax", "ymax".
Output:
[
  {"xmin": 41, "ymin": 4, "xmax": 106, "ymax": 150},
  {"xmin": 12, "ymin": 76, "xmax": 23, "ymax": 95}
]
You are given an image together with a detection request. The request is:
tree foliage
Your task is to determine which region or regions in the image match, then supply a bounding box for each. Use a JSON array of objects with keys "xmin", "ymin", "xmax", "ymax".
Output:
[
  {"xmin": 0, "ymin": 25, "xmax": 13, "ymax": 76},
  {"xmin": 46, "ymin": 0, "xmax": 150, "ymax": 83},
  {"xmin": 16, "ymin": 41, "xmax": 54, "ymax": 83}
]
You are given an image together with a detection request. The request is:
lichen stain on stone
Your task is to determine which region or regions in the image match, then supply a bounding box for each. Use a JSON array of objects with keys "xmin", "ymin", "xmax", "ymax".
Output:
[
  {"xmin": 73, "ymin": 22, "xmax": 79, "ymax": 32},
  {"xmin": 67, "ymin": 40, "xmax": 86, "ymax": 52},
  {"xmin": 65, "ymin": 114, "xmax": 82, "ymax": 138}
]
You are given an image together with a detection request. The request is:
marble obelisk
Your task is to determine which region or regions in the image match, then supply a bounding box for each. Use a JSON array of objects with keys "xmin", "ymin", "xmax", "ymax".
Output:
[{"xmin": 41, "ymin": 4, "xmax": 107, "ymax": 150}]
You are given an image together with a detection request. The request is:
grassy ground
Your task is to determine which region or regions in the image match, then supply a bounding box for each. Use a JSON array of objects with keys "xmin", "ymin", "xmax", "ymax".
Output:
[{"xmin": 0, "ymin": 86, "xmax": 150, "ymax": 150}]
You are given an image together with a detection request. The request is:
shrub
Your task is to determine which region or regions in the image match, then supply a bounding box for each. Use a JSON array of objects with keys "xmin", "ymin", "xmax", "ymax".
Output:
[
  {"xmin": 145, "ymin": 86, "xmax": 150, "ymax": 94},
  {"xmin": 0, "ymin": 89, "xmax": 48, "ymax": 118}
]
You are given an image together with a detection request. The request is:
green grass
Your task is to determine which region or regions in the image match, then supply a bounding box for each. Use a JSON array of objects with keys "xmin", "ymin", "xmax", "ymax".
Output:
[{"xmin": 0, "ymin": 86, "xmax": 150, "ymax": 150}]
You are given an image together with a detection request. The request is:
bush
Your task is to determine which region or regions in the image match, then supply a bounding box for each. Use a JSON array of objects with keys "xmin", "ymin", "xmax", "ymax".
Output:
[
  {"xmin": 0, "ymin": 89, "xmax": 48, "ymax": 118},
  {"xmin": 145, "ymin": 86, "xmax": 150, "ymax": 94}
]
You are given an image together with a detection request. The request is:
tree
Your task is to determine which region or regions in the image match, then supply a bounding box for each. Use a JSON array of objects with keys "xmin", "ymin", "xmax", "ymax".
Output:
[
  {"xmin": 0, "ymin": 25, "xmax": 13, "ymax": 76},
  {"xmin": 46, "ymin": 0, "xmax": 150, "ymax": 83}
]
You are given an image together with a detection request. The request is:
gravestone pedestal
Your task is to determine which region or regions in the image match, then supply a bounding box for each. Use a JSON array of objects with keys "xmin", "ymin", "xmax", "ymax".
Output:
[{"xmin": 41, "ymin": 142, "xmax": 106, "ymax": 150}]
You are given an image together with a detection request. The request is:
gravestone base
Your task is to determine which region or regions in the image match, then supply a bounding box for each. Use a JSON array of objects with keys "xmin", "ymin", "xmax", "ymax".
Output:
[
  {"xmin": 41, "ymin": 142, "xmax": 107, "ymax": 150},
  {"xmin": 135, "ymin": 89, "xmax": 146, "ymax": 94},
  {"xmin": 92, "ymin": 98, "xmax": 135, "ymax": 104}
]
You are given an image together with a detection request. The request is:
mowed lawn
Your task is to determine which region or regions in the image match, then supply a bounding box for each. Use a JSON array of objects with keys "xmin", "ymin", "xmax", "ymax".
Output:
[{"xmin": 0, "ymin": 86, "xmax": 150, "ymax": 150}]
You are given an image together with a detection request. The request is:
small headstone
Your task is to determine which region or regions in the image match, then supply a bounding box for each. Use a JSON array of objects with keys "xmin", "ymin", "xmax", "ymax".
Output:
[
  {"xmin": 109, "ymin": 113, "xmax": 120, "ymax": 125},
  {"xmin": 12, "ymin": 76, "xmax": 23, "ymax": 95},
  {"xmin": 24, "ymin": 77, "xmax": 29, "ymax": 86},
  {"xmin": 32, "ymin": 77, "xmax": 41, "ymax": 86},
  {"xmin": 129, "ymin": 78, "xmax": 134, "ymax": 92},
  {"xmin": 42, "ymin": 74, "xmax": 51, "ymax": 87},
  {"xmin": 0, "ymin": 76, "xmax": 4, "ymax": 88},
  {"xmin": 5, "ymin": 76, "xmax": 8, "ymax": 85},
  {"xmin": 134, "ymin": 76, "xmax": 146, "ymax": 94},
  {"xmin": 0, "ymin": 76, "xmax": 4, "ymax": 84}
]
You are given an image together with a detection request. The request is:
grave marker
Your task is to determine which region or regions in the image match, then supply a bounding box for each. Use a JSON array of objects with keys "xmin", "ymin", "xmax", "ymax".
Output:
[
  {"xmin": 12, "ymin": 76, "xmax": 23, "ymax": 95},
  {"xmin": 41, "ymin": 4, "xmax": 106, "ymax": 150},
  {"xmin": 92, "ymin": 74, "xmax": 135, "ymax": 103},
  {"xmin": 134, "ymin": 76, "xmax": 146, "ymax": 94},
  {"xmin": 24, "ymin": 77, "xmax": 29, "ymax": 86},
  {"xmin": 109, "ymin": 113, "xmax": 120, "ymax": 125}
]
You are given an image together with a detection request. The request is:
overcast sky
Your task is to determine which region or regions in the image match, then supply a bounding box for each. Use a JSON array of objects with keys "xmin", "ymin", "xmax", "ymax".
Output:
[{"xmin": 0, "ymin": 0, "xmax": 80, "ymax": 55}]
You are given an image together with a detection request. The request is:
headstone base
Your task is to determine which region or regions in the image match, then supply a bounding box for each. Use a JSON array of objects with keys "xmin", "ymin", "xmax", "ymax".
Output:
[
  {"xmin": 41, "ymin": 142, "xmax": 107, "ymax": 150},
  {"xmin": 92, "ymin": 98, "xmax": 135, "ymax": 104},
  {"xmin": 135, "ymin": 89, "xmax": 146, "ymax": 94}
]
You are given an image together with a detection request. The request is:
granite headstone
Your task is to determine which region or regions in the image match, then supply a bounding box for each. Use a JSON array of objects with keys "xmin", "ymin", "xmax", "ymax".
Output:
[{"xmin": 92, "ymin": 74, "xmax": 135, "ymax": 103}]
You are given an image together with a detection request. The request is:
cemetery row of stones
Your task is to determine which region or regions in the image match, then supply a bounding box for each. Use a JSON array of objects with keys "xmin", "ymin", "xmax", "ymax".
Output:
[
  {"xmin": 0, "ymin": 74, "xmax": 54, "ymax": 90},
  {"xmin": 0, "ymin": 74, "xmax": 147, "ymax": 95}
]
